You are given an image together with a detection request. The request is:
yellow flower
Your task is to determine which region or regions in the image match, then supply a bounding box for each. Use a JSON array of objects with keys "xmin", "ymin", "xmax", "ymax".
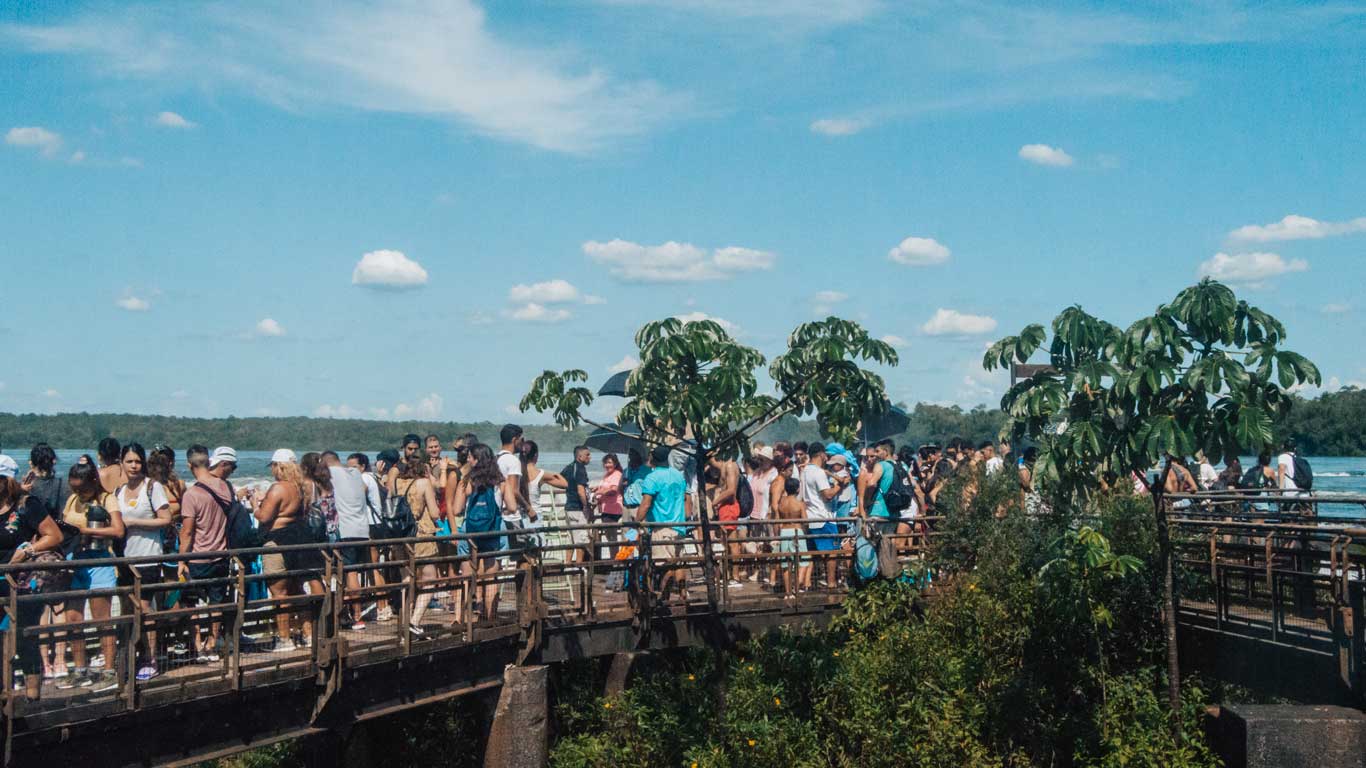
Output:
[
  {"xmin": 747, "ymin": 665, "xmax": 755, "ymax": 672},
  {"xmin": 747, "ymin": 739, "xmax": 757, "ymax": 747},
  {"xmin": 968, "ymin": 583, "xmax": 977, "ymax": 591},
  {"xmin": 773, "ymin": 697, "xmax": 781, "ymax": 707},
  {"xmin": 688, "ymin": 674, "xmax": 696, "ymax": 681},
  {"xmin": 604, "ymin": 702, "xmax": 612, "ymax": 710},
  {"xmin": 833, "ymin": 651, "xmax": 840, "ymax": 657}
]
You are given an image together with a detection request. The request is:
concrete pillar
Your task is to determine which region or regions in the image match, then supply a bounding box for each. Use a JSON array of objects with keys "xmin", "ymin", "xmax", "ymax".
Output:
[
  {"xmin": 603, "ymin": 651, "xmax": 646, "ymax": 697},
  {"xmin": 1208, "ymin": 704, "xmax": 1366, "ymax": 767},
  {"xmin": 484, "ymin": 665, "xmax": 549, "ymax": 768}
]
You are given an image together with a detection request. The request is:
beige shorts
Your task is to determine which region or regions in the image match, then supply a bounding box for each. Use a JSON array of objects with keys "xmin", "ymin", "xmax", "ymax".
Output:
[
  {"xmin": 650, "ymin": 527, "xmax": 694, "ymax": 560},
  {"xmin": 563, "ymin": 508, "xmax": 591, "ymax": 546},
  {"xmin": 261, "ymin": 541, "xmax": 287, "ymax": 576}
]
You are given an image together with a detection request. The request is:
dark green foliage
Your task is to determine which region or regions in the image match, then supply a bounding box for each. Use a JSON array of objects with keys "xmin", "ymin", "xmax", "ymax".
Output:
[{"xmin": 1280, "ymin": 386, "xmax": 1366, "ymax": 456}]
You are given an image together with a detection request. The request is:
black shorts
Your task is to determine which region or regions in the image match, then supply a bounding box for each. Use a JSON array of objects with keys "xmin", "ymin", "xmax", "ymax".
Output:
[
  {"xmin": 265, "ymin": 523, "xmax": 326, "ymax": 574},
  {"xmin": 118, "ymin": 564, "xmax": 165, "ymax": 588},
  {"xmin": 188, "ymin": 560, "xmax": 230, "ymax": 605}
]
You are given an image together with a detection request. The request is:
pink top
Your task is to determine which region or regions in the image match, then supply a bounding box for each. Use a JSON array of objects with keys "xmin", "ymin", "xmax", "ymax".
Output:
[{"xmin": 594, "ymin": 469, "xmax": 624, "ymax": 518}]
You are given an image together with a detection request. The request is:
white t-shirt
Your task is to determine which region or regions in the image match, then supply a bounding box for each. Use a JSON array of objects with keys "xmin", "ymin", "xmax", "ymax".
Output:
[
  {"xmin": 1198, "ymin": 461, "xmax": 1219, "ymax": 490},
  {"xmin": 799, "ymin": 464, "xmax": 832, "ymax": 528},
  {"xmin": 329, "ymin": 466, "xmax": 370, "ymax": 540},
  {"xmin": 361, "ymin": 472, "xmax": 383, "ymax": 522},
  {"xmin": 748, "ymin": 468, "xmax": 775, "ymax": 521},
  {"xmin": 985, "ymin": 456, "xmax": 1004, "ymax": 476},
  {"xmin": 1277, "ymin": 452, "xmax": 1296, "ymax": 491},
  {"xmin": 495, "ymin": 451, "xmax": 523, "ymax": 523},
  {"xmin": 119, "ymin": 480, "xmax": 170, "ymax": 559}
]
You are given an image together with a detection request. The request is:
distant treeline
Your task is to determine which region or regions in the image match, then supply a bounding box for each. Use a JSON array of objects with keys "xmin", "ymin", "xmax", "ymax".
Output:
[
  {"xmin": 3, "ymin": 392, "xmax": 1359, "ymax": 455},
  {"xmin": 0, "ymin": 402, "xmax": 1011, "ymax": 454}
]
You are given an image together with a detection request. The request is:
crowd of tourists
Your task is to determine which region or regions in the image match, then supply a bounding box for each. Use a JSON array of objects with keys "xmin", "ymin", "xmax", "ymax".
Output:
[{"xmin": 0, "ymin": 426, "xmax": 1312, "ymax": 700}]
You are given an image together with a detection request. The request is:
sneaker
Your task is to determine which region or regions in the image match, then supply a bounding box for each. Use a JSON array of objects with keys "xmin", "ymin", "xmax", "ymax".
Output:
[
  {"xmin": 270, "ymin": 640, "xmax": 296, "ymax": 654},
  {"xmin": 339, "ymin": 614, "xmax": 354, "ymax": 630},
  {"xmin": 91, "ymin": 671, "xmax": 119, "ymax": 693},
  {"xmin": 169, "ymin": 643, "xmax": 190, "ymax": 657},
  {"xmin": 728, "ymin": 580, "xmax": 744, "ymax": 588},
  {"xmin": 351, "ymin": 620, "xmax": 367, "ymax": 631},
  {"xmin": 56, "ymin": 671, "xmax": 87, "ymax": 690},
  {"xmin": 90, "ymin": 654, "xmax": 105, "ymax": 668},
  {"xmin": 408, "ymin": 625, "xmax": 425, "ymax": 637},
  {"xmin": 136, "ymin": 665, "xmax": 159, "ymax": 682},
  {"xmin": 377, "ymin": 608, "xmax": 395, "ymax": 622}
]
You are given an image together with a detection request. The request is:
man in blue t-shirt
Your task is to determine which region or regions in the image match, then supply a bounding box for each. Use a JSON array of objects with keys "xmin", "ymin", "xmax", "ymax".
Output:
[{"xmin": 636, "ymin": 444, "xmax": 689, "ymax": 601}]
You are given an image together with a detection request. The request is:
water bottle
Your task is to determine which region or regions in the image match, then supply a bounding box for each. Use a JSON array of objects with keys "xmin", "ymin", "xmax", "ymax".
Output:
[{"xmin": 85, "ymin": 505, "xmax": 112, "ymax": 552}]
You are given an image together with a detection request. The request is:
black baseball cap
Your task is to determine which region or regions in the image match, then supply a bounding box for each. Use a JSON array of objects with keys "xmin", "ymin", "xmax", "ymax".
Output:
[{"xmin": 401, "ymin": 434, "xmax": 421, "ymax": 447}]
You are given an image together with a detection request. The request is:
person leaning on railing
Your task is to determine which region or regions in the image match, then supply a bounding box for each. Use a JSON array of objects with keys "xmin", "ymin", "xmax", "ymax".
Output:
[
  {"xmin": 56, "ymin": 458, "xmax": 126, "ymax": 693},
  {"xmin": 0, "ymin": 461, "xmax": 66, "ymax": 700}
]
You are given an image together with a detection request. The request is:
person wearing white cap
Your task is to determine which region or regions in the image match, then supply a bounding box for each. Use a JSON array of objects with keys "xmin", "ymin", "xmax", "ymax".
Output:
[
  {"xmin": 0, "ymin": 454, "xmax": 18, "ymax": 479},
  {"xmin": 744, "ymin": 446, "xmax": 778, "ymax": 583},
  {"xmin": 253, "ymin": 449, "xmax": 311, "ymax": 651},
  {"xmin": 178, "ymin": 446, "xmax": 237, "ymax": 661}
]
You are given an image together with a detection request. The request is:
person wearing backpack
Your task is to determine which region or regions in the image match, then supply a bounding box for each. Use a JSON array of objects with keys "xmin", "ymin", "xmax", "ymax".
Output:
[
  {"xmin": 1276, "ymin": 438, "xmax": 1314, "ymax": 513},
  {"xmin": 450, "ymin": 444, "xmax": 509, "ymax": 622},
  {"xmin": 396, "ymin": 459, "xmax": 441, "ymax": 636},
  {"xmin": 177, "ymin": 446, "xmax": 236, "ymax": 662}
]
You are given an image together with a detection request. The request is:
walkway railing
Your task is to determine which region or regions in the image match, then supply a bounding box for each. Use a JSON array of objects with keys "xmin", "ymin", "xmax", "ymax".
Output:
[{"xmin": 0, "ymin": 505, "xmax": 939, "ymax": 736}]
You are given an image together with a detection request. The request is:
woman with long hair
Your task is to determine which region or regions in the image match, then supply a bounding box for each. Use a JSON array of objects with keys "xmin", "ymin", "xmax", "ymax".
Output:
[
  {"xmin": 116, "ymin": 443, "xmax": 173, "ymax": 680},
  {"xmin": 450, "ymin": 444, "xmax": 505, "ymax": 621},
  {"xmin": 146, "ymin": 448, "xmax": 184, "ymax": 600},
  {"xmin": 56, "ymin": 459, "xmax": 125, "ymax": 693},
  {"xmin": 295, "ymin": 453, "xmax": 336, "ymax": 647},
  {"xmin": 397, "ymin": 459, "xmax": 441, "ymax": 635},
  {"xmin": 253, "ymin": 453, "xmax": 317, "ymax": 650},
  {"xmin": 96, "ymin": 437, "xmax": 126, "ymax": 494},
  {"xmin": 0, "ymin": 475, "xmax": 65, "ymax": 699},
  {"xmin": 593, "ymin": 454, "xmax": 624, "ymax": 559},
  {"xmin": 23, "ymin": 443, "xmax": 70, "ymax": 679}
]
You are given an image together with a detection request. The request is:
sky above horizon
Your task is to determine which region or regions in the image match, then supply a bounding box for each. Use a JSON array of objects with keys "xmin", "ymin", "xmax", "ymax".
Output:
[{"xmin": 2, "ymin": 1, "xmax": 1365, "ymax": 425}]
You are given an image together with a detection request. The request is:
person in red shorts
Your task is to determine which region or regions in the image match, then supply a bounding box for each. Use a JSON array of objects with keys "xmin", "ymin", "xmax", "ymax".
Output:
[{"xmin": 707, "ymin": 453, "xmax": 744, "ymax": 587}]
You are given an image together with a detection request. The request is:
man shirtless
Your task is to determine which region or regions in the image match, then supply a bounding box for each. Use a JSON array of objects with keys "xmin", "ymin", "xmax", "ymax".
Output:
[
  {"xmin": 774, "ymin": 477, "xmax": 806, "ymax": 596},
  {"xmin": 707, "ymin": 454, "xmax": 744, "ymax": 585}
]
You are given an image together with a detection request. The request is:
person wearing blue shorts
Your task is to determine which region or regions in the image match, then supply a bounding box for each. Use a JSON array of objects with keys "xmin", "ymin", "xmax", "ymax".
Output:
[
  {"xmin": 797, "ymin": 444, "xmax": 847, "ymax": 590},
  {"xmin": 56, "ymin": 459, "xmax": 126, "ymax": 693}
]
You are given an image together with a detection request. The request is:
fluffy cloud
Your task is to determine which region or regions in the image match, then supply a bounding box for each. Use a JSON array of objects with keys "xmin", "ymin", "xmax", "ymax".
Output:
[
  {"xmin": 887, "ymin": 236, "xmax": 951, "ymax": 266},
  {"xmin": 394, "ymin": 392, "xmax": 443, "ymax": 419},
  {"xmin": 255, "ymin": 317, "xmax": 286, "ymax": 337},
  {"xmin": 43, "ymin": 388, "xmax": 60, "ymax": 398},
  {"xmin": 1227, "ymin": 214, "xmax": 1366, "ymax": 243},
  {"xmin": 509, "ymin": 279, "xmax": 580, "ymax": 304},
  {"xmin": 5, "ymin": 126, "xmax": 62, "ymax": 156},
  {"xmin": 810, "ymin": 118, "xmax": 867, "ymax": 136},
  {"xmin": 608, "ymin": 355, "xmax": 639, "ymax": 373},
  {"xmin": 584, "ymin": 239, "xmax": 776, "ymax": 283},
  {"xmin": 676, "ymin": 311, "xmax": 738, "ymax": 334},
  {"xmin": 154, "ymin": 110, "xmax": 196, "ymax": 128},
  {"xmin": 921, "ymin": 308, "xmax": 998, "ymax": 336},
  {"xmin": 879, "ymin": 334, "xmax": 909, "ymax": 349},
  {"xmin": 1323, "ymin": 303, "xmax": 1351, "ymax": 315},
  {"xmin": 509, "ymin": 303, "xmax": 572, "ymax": 323},
  {"xmin": 314, "ymin": 403, "xmax": 359, "ymax": 419},
  {"xmin": 595, "ymin": 0, "xmax": 880, "ymax": 25},
  {"xmin": 352, "ymin": 249, "xmax": 429, "ymax": 289},
  {"xmin": 812, "ymin": 290, "xmax": 848, "ymax": 315},
  {"xmin": 116, "ymin": 295, "xmax": 150, "ymax": 311},
  {"xmin": 1196, "ymin": 252, "xmax": 1307, "ymax": 285},
  {"xmin": 1018, "ymin": 143, "xmax": 1075, "ymax": 167},
  {"xmin": 4, "ymin": 2, "xmax": 680, "ymax": 153}
]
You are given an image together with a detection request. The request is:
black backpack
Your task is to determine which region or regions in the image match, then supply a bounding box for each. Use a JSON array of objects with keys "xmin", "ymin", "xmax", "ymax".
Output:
[
  {"xmin": 1239, "ymin": 465, "xmax": 1269, "ymax": 490},
  {"xmin": 736, "ymin": 473, "xmax": 755, "ymax": 518},
  {"xmin": 883, "ymin": 461, "xmax": 914, "ymax": 514},
  {"xmin": 377, "ymin": 480, "xmax": 418, "ymax": 539},
  {"xmin": 201, "ymin": 482, "xmax": 261, "ymax": 549},
  {"xmin": 1291, "ymin": 455, "xmax": 1314, "ymax": 491}
]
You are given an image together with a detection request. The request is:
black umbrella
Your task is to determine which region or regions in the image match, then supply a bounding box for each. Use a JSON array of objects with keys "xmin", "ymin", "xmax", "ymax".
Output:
[
  {"xmin": 598, "ymin": 369, "xmax": 632, "ymax": 397},
  {"xmin": 860, "ymin": 404, "xmax": 911, "ymax": 443},
  {"xmin": 585, "ymin": 423, "xmax": 644, "ymax": 455}
]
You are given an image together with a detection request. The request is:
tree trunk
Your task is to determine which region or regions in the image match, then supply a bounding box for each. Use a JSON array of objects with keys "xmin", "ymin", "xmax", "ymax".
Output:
[{"xmin": 1152, "ymin": 480, "xmax": 1182, "ymax": 735}]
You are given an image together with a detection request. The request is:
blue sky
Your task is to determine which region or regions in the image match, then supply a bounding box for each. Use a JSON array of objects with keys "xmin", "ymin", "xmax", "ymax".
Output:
[{"xmin": 2, "ymin": 1, "xmax": 1364, "ymax": 423}]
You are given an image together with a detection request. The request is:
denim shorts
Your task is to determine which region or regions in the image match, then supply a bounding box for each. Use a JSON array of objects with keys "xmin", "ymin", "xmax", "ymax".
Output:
[{"xmin": 69, "ymin": 549, "xmax": 118, "ymax": 591}]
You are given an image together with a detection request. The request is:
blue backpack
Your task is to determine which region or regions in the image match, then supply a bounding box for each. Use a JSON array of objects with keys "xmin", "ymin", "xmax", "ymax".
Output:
[
  {"xmin": 853, "ymin": 529, "xmax": 880, "ymax": 581},
  {"xmin": 464, "ymin": 486, "xmax": 501, "ymax": 533}
]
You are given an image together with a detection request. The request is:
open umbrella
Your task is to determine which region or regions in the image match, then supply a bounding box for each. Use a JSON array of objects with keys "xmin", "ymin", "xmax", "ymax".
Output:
[
  {"xmin": 860, "ymin": 404, "xmax": 911, "ymax": 444},
  {"xmin": 598, "ymin": 370, "xmax": 632, "ymax": 397},
  {"xmin": 585, "ymin": 423, "xmax": 644, "ymax": 455}
]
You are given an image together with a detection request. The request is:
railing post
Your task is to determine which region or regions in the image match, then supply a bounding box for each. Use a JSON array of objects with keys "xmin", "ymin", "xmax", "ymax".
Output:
[
  {"xmin": 230, "ymin": 555, "xmax": 246, "ymax": 691},
  {"xmin": 125, "ymin": 568, "xmax": 143, "ymax": 710},
  {"xmin": 4, "ymin": 575, "xmax": 19, "ymax": 765},
  {"xmin": 400, "ymin": 543, "xmax": 415, "ymax": 656}
]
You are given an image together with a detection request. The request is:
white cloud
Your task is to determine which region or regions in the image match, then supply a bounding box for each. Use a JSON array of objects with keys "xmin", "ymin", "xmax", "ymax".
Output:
[
  {"xmin": 3, "ymin": 2, "xmax": 681, "ymax": 153},
  {"xmin": 352, "ymin": 249, "xmax": 428, "ymax": 289},
  {"xmin": 154, "ymin": 110, "xmax": 196, "ymax": 128},
  {"xmin": 1323, "ymin": 303, "xmax": 1351, "ymax": 315},
  {"xmin": 595, "ymin": 0, "xmax": 880, "ymax": 25},
  {"xmin": 116, "ymin": 295, "xmax": 150, "ymax": 311},
  {"xmin": 887, "ymin": 236, "xmax": 951, "ymax": 266},
  {"xmin": 314, "ymin": 403, "xmax": 359, "ymax": 419},
  {"xmin": 508, "ymin": 279, "xmax": 581, "ymax": 304},
  {"xmin": 880, "ymin": 334, "xmax": 909, "ymax": 349},
  {"xmin": 42, "ymin": 388, "xmax": 60, "ymax": 398},
  {"xmin": 584, "ymin": 239, "xmax": 776, "ymax": 283},
  {"xmin": 170, "ymin": 389, "xmax": 189, "ymax": 399},
  {"xmin": 69, "ymin": 150, "xmax": 86, "ymax": 163},
  {"xmin": 1196, "ymin": 252, "xmax": 1308, "ymax": 285},
  {"xmin": 812, "ymin": 290, "xmax": 848, "ymax": 315},
  {"xmin": 255, "ymin": 317, "xmax": 286, "ymax": 337},
  {"xmin": 608, "ymin": 355, "xmax": 639, "ymax": 373},
  {"xmin": 1290, "ymin": 375, "xmax": 1366, "ymax": 399},
  {"xmin": 921, "ymin": 308, "xmax": 998, "ymax": 336},
  {"xmin": 676, "ymin": 311, "xmax": 738, "ymax": 334},
  {"xmin": 1018, "ymin": 143, "xmax": 1075, "ymax": 167},
  {"xmin": 394, "ymin": 393, "xmax": 443, "ymax": 420},
  {"xmin": 119, "ymin": 156, "xmax": 143, "ymax": 168},
  {"xmin": 583, "ymin": 294, "xmax": 607, "ymax": 305},
  {"xmin": 810, "ymin": 118, "xmax": 867, "ymax": 136},
  {"xmin": 1227, "ymin": 214, "xmax": 1366, "ymax": 243},
  {"xmin": 5, "ymin": 126, "xmax": 62, "ymax": 156},
  {"xmin": 509, "ymin": 303, "xmax": 572, "ymax": 323}
]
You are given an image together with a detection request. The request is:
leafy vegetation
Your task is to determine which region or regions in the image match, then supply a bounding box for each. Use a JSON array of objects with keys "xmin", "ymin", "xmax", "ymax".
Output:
[{"xmin": 548, "ymin": 471, "xmax": 1223, "ymax": 768}]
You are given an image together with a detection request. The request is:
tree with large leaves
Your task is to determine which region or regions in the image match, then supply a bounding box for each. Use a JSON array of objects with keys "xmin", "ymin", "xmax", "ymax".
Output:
[
  {"xmin": 983, "ymin": 278, "xmax": 1320, "ymax": 727},
  {"xmin": 521, "ymin": 316, "xmax": 898, "ymax": 605}
]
